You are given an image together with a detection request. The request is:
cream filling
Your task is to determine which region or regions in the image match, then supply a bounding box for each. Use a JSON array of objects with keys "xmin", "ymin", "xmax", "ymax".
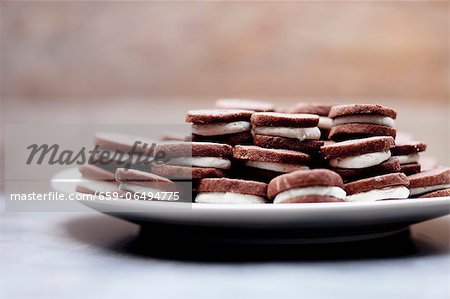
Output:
[
  {"xmin": 346, "ymin": 186, "xmax": 410, "ymax": 202},
  {"xmin": 77, "ymin": 179, "xmax": 118, "ymax": 193},
  {"xmin": 318, "ymin": 117, "xmax": 333, "ymax": 130},
  {"xmin": 253, "ymin": 126, "xmax": 321, "ymax": 140},
  {"xmin": 167, "ymin": 157, "xmax": 231, "ymax": 169},
  {"xmin": 333, "ymin": 115, "xmax": 395, "ymax": 127},
  {"xmin": 273, "ymin": 186, "xmax": 347, "ymax": 204},
  {"xmin": 245, "ymin": 160, "xmax": 309, "ymax": 173},
  {"xmin": 195, "ymin": 192, "xmax": 265, "ymax": 204},
  {"xmin": 395, "ymin": 153, "xmax": 420, "ymax": 165},
  {"xmin": 192, "ymin": 121, "xmax": 250, "ymax": 136},
  {"xmin": 330, "ymin": 150, "xmax": 391, "ymax": 169},
  {"xmin": 409, "ymin": 184, "xmax": 450, "ymax": 196}
]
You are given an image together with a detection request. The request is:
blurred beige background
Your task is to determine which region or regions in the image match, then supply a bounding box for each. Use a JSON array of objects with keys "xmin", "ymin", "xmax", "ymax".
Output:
[
  {"xmin": 1, "ymin": 1, "xmax": 448, "ymax": 99},
  {"xmin": 0, "ymin": 1, "xmax": 449, "ymax": 187}
]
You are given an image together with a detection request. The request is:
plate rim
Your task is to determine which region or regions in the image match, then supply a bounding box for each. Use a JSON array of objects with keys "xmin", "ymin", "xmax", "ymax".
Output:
[{"xmin": 51, "ymin": 167, "xmax": 450, "ymax": 212}]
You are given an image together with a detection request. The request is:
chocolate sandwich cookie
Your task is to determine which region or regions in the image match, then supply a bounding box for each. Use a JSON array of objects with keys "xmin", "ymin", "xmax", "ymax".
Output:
[
  {"xmin": 152, "ymin": 142, "xmax": 232, "ymax": 179},
  {"xmin": 419, "ymin": 188, "xmax": 450, "ymax": 198},
  {"xmin": 76, "ymin": 164, "xmax": 121, "ymax": 195},
  {"xmin": 186, "ymin": 109, "xmax": 253, "ymax": 145},
  {"xmin": 321, "ymin": 136, "xmax": 396, "ymax": 179},
  {"xmin": 344, "ymin": 173, "xmax": 409, "ymax": 202},
  {"xmin": 232, "ymin": 145, "xmax": 310, "ymax": 181},
  {"xmin": 287, "ymin": 103, "xmax": 333, "ymax": 140},
  {"xmin": 268, "ymin": 169, "xmax": 346, "ymax": 203},
  {"xmin": 328, "ymin": 104, "xmax": 397, "ymax": 141},
  {"xmin": 195, "ymin": 178, "xmax": 268, "ymax": 204},
  {"xmin": 115, "ymin": 168, "xmax": 179, "ymax": 199},
  {"xmin": 92, "ymin": 132, "xmax": 156, "ymax": 173},
  {"xmin": 152, "ymin": 164, "xmax": 227, "ymax": 180},
  {"xmin": 215, "ymin": 98, "xmax": 275, "ymax": 112},
  {"xmin": 331, "ymin": 158, "xmax": 401, "ymax": 182},
  {"xmin": 408, "ymin": 167, "xmax": 450, "ymax": 197},
  {"xmin": 391, "ymin": 141, "xmax": 427, "ymax": 175},
  {"xmin": 251, "ymin": 112, "xmax": 323, "ymax": 152},
  {"xmin": 95, "ymin": 132, "xmax": 155, "ymax": 154},
  {"xmin": 253, "ymin": 135, "xmax": 324, "ymax": 154}
]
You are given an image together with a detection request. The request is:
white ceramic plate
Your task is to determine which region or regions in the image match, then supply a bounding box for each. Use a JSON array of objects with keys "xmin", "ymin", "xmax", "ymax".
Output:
[{"xmin": 52, "ymin": 168, "xmax": 450, "ymax": 244}]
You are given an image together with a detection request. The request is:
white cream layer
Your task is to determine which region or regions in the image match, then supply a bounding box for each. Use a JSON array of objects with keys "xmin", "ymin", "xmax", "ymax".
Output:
[
  {"xmin": 409, "ymin": 184, "xmax": 450, "ymax": 196},
  {"xmin": 253, "ymin": 126, "xmax": 321, "ymax": 140},
  {"xmin": 78, "ymin": 179, "xmax": 118, "ymax": 193},
  {"xmin": 273, "ymin": 186, "xmax": 347, "ymax": 204},
  {"xmin": 330, "ymin": 150, "xmax": 391, "ymax": 169},
  {"xmin": 318, "ymin": 117, "xmax": 333, "ymax": 130},
  {"xmin": 395, "ymin": 153, "xmax": 420, "ymax": 165},
  {"xmin": 167, "ymin": 157, "xmax": 231, "ymax": 169},
  {"xmin": 346, "ymin": 186, "xmax": 410, "ymax": 202},
  {"xmin": 195, "ymin": 192, "xmax": 266, "ymax": 204},
  {"xmin": 333, "ymin": 115, "xmax": 395, "ymax": 127},
  {"xmin": 245, "ymin": 160, "xmax": 309, "ymax": 173},
  {"xmin": 192, "ymin": 121, "xmax": 250, "ymax": 136}
]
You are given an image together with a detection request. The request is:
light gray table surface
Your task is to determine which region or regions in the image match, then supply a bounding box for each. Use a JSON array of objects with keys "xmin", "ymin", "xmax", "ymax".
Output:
[{"xmin": 1, "ymin": 194, "xmax": 449, "ymax": 299}]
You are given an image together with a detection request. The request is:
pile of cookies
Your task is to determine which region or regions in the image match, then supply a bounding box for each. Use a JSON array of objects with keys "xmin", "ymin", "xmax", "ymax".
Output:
[{"xmin": 77, "ymin": 100, "xmax": 450, "ymax": 204}]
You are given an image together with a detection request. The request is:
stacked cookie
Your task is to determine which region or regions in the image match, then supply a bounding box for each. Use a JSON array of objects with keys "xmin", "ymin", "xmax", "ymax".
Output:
[
  {"xmin": 252, "ymin": 112, "xmax": 324, "ymax": 154},
  {"xmin": 77, "ymin": 132, "xmax": 157, "ymax": 195},
  {"xmin": 408, "ymin": 167, "xmax": 450, "ymax": 198},
  {"xmin": 76, "ymin": 99, "xmax": 449, "ymax": 203},
  {"xmin": 391, "ymin": 141, "xmax": 427, "ymax": 175},
  {"xmin": 268, "ymin": 169, "xmax": 346, "ymax": 203},
  {"xmin": 328, "ymin": 104, "xmax": 397, "ymax": 141},
  {"xmin": 321, "ymin": 137, "xmax": 400, "ymax": 182},
  {"xmin": 320, "ymin": 104, "xmax": 412, "ymax": 202},
  {"xmin": 232, "ymin": 146, "xmax": 311, "ymax": 182},
  {"xmin": 187, "ymin": 109, "xmax": 253, "ymax": 145}
]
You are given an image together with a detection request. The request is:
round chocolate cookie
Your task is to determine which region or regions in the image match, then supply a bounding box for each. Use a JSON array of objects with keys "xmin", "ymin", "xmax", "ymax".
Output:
[
  {"xmin": 419, "ymin": 188, "xmax": 450, "ymax": 198},
  {"xmin": 329, "ymin": 123, "xmax": 397, "ymax": 141},
  {"xmin": 344, "ymin": 173, "xmax": 409, "ymax": 196},
  {"xmin": 215, "ymin": 99, "xmax": 275, "ymax": 112},
  {"xmin": 186, "ymin": 109, "xmax": 253, "ymax": 124},
  {"xmin": 329, "ymin": 104, "xmax": 397, "ymax": 119},
  {"xmin": 233, "ymin": 145, "xmax": 310, "ymax": 164},
  {"xmin": 94, "ymin": 132, "xmax": 156, "ymax": 153},
  {"xmin": 268, "ymin": 169, "xmax": 344, "ymax": 200},
  {"xmin": 321, "ymin": 136, "xmax": 395, "ymax": 160},
  {"xmin": 195, "ymin": 178, "xmax": 268, "ymax": 204},
  {"xmin": 408, "ymin": 167, "xmax": 450, "ymax": 188},
  {"xmin": 391, "ymin": 141, "xmax": 427, "ymax": 156},
  {"xmin": 331, "ymin": 157, "xmax": 401, "ymax": 182},
  {"xmin": 151, "ymin": 164, "xmax": 227, "ymax": 179},
  {"xmin": 286, "ymin": 103, "xmax": 333, "ymax": 116},
  {"xmin": 251, "ymin": 112, "xmax": 319, "ymax": 127},
  {"xmin": 408, "ymin": 167, "xmax": 450, "ymax": 197},
  {"xmin": 191, "ymin": 131, "xmax": 253, "ymax": 145},
  {"xmin": 116, "ymin": 168, "xmax": 177, "ymax": 191},
  {"xmin": 155, "ymin": 142, "xmax": 232, "ymax": 159},
  {"xmin": 253, "ymin": 134, "xmax": 324, "ymax": 153},
  {"xmin": 198, "ymin": 178, "xmax": 267, "ymax": 196}
]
